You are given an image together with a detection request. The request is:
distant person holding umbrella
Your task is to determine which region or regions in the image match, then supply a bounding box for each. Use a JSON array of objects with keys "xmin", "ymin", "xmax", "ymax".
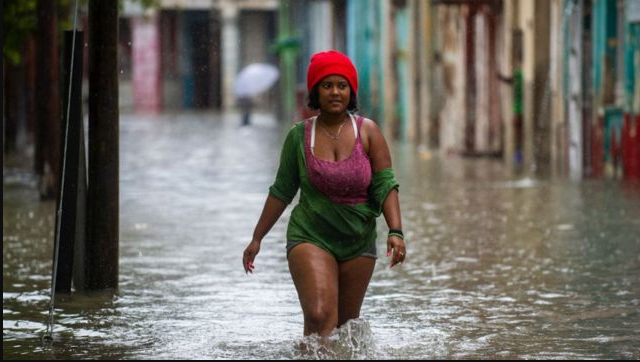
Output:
[
  {"xmin": 237, "ymin": 96, "xmax": 253, "ymax": 127},
  {"xmin": 234, "ymin": 63, "xmax": 279, "ymax": 126},
  {"xmin": 242, "ymin": 50, "xmax": 406, "ymax": 337}
]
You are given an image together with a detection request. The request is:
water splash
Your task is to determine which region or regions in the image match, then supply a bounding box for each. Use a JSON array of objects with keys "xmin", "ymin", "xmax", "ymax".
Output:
[{"xmin": 293, "ymin": 319, "xmax": 376, "ymax": 360}]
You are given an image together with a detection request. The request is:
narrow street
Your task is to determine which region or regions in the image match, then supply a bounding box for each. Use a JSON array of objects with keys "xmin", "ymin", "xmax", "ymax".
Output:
[{"xmin": 3, "ymin": 112, "xmax": 640, "ymax": 359}]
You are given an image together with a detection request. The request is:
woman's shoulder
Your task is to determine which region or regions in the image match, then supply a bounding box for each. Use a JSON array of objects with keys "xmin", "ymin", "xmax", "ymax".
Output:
[
  {"xmin": 356, "ymin": 116, "xmax": 382, "ymax": 137},
  {"xmin": 354, "ymin": 115, "xmax": 378, "ymax": 127}
]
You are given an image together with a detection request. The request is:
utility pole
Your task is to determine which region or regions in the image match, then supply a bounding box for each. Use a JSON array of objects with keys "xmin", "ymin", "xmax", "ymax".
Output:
[
  {"xmin": 36, "ymin": 0, "xmax": 60, "ymax": 199},
  {"xmin": 54, "ymin": 30, "xmax": 86, "ymax": 293},
  {"xmin": 87, "ymin": 0, "xmax": 119, "ymax": 291}
]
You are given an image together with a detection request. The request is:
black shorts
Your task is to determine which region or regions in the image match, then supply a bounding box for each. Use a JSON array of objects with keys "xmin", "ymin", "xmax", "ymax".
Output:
[{"xmin": 286, "ymin": 240, "xmax": 378, "ymax": 260}]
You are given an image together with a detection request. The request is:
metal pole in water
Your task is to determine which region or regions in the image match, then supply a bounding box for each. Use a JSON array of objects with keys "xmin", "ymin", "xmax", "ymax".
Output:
[
  {"xmin": 45, "ymin": 0, "xmax": 80, "ymax": 342},
  {"xmin": 87, "ymin": 0, "xmax": 119, "ymax": 291}
]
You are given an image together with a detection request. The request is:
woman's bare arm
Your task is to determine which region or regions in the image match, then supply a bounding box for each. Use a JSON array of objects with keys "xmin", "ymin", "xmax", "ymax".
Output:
[
  {"xmin": 364, "ymin": 120, "xmax": 406, "ymax": 267},
  {"xmin": 243, "ymin": 195, "xmax": 287, "ymax": 273}
]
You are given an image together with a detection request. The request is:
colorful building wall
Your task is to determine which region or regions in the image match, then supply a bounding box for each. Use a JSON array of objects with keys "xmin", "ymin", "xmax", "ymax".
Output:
[
  {"xmin": 590, "ymin": 0, "xmax": 639, "ymax": 179},
  {"xmin": 622, "ymin": 0, "xmax": 640, "ymax": 179},
  {"xmin": 347, "ymin": 0, "xmax": 380, "ymax": 120}
]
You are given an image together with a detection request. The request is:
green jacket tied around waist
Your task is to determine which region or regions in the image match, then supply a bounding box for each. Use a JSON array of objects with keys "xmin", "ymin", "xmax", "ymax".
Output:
[{"xmin": 268, "ymin": 121, "xmax": 399, "ymax": 261}]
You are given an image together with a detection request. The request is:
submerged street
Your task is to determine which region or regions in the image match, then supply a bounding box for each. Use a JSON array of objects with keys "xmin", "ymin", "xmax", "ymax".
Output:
[{"xmin": 3, "ymin": 112, "xmax": 640, "ymax": 359}]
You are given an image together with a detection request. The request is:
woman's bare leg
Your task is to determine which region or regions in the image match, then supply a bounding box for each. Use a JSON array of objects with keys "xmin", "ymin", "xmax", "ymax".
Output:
[
  {"xmin": 288, "ymin": 243, "xmax": 340, "ymax": 336},
  {"xmin": 337, "ymin": 256, "xmax": 376, "ymax": 327}
]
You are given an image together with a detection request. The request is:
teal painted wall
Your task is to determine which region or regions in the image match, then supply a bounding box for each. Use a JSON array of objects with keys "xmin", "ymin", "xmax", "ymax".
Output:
[
  {"xmin": 626, "ymin": 1, "xmax": 639, "ymax": 113},
  {"xmin": 347, "ymin": 0, "xmax": 376, "ymax": 118},
  {"xmin": 395, "ymin": 7, "xmax": 409, "ymax": 141},
  {"xmin": 592, "ymin": 0, "xmax": 618, "ymax": 102}
]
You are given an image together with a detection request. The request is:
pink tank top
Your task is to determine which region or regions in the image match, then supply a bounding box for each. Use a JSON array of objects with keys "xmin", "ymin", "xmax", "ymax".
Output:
[{"xmin": 305, "ymin": 114, "xmax": 372, "ymax": 205}]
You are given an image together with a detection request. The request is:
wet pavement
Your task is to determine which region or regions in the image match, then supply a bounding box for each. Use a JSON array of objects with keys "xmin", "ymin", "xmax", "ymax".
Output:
[{"xmin": 3, "ymin": 111, "xmax": 640, "ymax": 359}]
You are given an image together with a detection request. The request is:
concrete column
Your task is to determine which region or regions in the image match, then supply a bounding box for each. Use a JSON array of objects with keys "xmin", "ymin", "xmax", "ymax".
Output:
[
  {"xmin": 381, "ymin": 0, "xmax": 395, "ymax": 137},
  {"xmin": 500, "ymin": 0, "xmax": 515, "ymax": 171},
  {"xmin": 568, "ymin": 0, "xmax": 584, "ymax": 180},
  {"xmin": 475, "ymin": 11, "xmax": 490, "ymax": 153},
  {"xmin": 309, "ymin": 1, "xmax": 332, "ymax": 53},
  {"xmin": 533, "ymin": 0, "xmax": 552, "ymax": 175},
  {"xmin": 516, "ymin": 0, "xmax": 552, "ymax": 174},
  {"xmin": 278, "ymin": 0, "xmax": 296, "ymax": 121},
  {"xmin": 465, "ymin": 5, "xmax": 477, "ymax": 154},
  {"xmin": 549, "ymin": 0, "xmax": 566, "ymax": 177},
  {"xmin": 417, "ymin": 0, "xmax": 434, "ymax": 148},
  {"xmin": 439, "ymin": 6, "xmax": 467, "ymax": 154},
  {"xmin": 406, "ymin": 0, "xmax": 418, "ymax": 142},
  {"xmin": 520, "ymin": 0, "xmax": 536, "ymax": 173},
  {"xmin": 221, "ymin": 4, "xmax": 239, "ymax": 110}
]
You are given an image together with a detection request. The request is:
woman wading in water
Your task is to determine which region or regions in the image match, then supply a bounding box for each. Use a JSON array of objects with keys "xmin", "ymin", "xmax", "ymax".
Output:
[{"xmin": 243, "ymin": 50, "xmax": 406, "ymax": 337}]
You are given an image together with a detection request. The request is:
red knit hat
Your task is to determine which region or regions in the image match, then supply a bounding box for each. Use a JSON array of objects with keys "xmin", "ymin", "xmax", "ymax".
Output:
[{"xmin": 307, "ymin": 50, "xmax": 358, "ymax": 95}]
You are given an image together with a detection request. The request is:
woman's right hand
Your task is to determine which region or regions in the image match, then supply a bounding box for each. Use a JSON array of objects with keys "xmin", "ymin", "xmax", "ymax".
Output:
[{"xmin": 242, "ymin": 240, "xmax": 261, "ymax": 274}]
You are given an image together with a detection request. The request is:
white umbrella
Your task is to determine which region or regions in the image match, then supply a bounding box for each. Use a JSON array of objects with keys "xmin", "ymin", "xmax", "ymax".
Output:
[{"xmin": 233, "ymin": 63, "xmax": 280, "ymax": 98}]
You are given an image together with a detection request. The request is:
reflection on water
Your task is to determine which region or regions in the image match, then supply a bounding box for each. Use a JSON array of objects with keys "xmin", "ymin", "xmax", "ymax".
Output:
[{"xmin": 4, "ymin": 112, "xmax": 640, "ymax": 359}]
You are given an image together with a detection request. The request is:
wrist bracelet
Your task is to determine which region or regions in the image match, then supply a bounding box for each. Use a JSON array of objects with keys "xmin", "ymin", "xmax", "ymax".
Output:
[{"xmin": 388, "ymin": 229, "xmax": 404, "ymax": 239}]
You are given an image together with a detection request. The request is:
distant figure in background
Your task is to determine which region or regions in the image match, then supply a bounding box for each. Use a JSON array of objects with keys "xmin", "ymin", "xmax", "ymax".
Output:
[
  {"xmin": 238, "ymin": 96, "xmax": 253, "ymax": 127},
  {"xmin": 512, "ymin": 64, "xmax": 524, "ymax": 164},
  {"xmin": 498, "ymin": 62, "xmax": 524, "ymax": 164},
  {"xmin": 234, "ymin": 63, "xmax": 279, "ymax": 127},
  {"xmin": 242, "ymin": 50, "xmax": 406, "ymax": 338},
  {"xmin": 498, "ymin": 30, "xmax": 524, "ymax": 165}
]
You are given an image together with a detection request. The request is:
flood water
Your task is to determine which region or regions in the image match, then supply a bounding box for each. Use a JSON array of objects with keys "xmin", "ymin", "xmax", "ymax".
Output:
[{"xmin": 4, "ymin": 112, "xmax": 640, "ymax": 359}]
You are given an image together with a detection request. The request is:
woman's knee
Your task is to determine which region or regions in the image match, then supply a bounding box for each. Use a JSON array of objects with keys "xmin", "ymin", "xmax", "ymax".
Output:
[{"xmin": 304, "ymin": 305, "xmax": 337, "ymax": 331}]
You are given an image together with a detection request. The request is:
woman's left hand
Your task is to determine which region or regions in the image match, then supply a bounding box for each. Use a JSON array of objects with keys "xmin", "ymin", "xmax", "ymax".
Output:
[{"xmin": 387, "ymin": 235, "xmax": 406, "ymax": 268}]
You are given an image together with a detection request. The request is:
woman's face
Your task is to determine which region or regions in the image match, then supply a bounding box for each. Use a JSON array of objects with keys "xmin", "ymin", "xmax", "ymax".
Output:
[{"xmin": 317, "ymin": 75, "xmax": 351, "ymax": 115}]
